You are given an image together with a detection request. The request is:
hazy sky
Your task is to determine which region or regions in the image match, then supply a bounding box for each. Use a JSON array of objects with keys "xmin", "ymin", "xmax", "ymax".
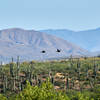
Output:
[{"xmin": 0, "ymin": 0, "xmax": 100, "ymax": 31}]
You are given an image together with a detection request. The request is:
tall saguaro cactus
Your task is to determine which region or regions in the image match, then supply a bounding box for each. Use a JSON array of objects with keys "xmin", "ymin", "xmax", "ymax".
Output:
[
  {"xmin": 51, "ymin": 76, "xmax": 54, "ymax": 85},
  {"xmin": 86, "ymin": 67, "xmax": 89, "ymax": 78},
  {"xmin": 77, "ymin": 59, "xmax": 81, "ymax": 81},
  {"xmin": 0, "ymin": 61, "xmax": 2, "ymax": 67},
  {"xmin": 93, "ymin": 64, "xmax": 97, "ymax": 80},
  {"xmin": 3, "ymin": 74, "xmax": 6, "ymax": 93},
  {"xmin": 17, "ymin": 56, "xmax": 20, "ymax": 79},
  {"xmin": 0, "ymin": 61, "xmax": 3, "ymax": 74},
  {"xmin": 5, "ymin": 76, "xmax": 8, "ymax": 89},
  {"xmin": 13, "ymin": 77, "xmax": 16, "ymax": 91},
  {"xmin": 65, "ymin": 77, "xmax": 69, "ymax": 90},
  {"xmin": 10, "ymin": 58, "xmax": 14, "ymax": 77}
]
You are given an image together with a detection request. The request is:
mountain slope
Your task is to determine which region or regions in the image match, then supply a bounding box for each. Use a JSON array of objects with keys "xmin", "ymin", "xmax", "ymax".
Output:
[
  {"xmin": 40, "ymin": 28, "xmax": 100, "ymax": 52},
  {"xmin": 0, "ymin": 28, "xmax": 88, "ymax": 62}
]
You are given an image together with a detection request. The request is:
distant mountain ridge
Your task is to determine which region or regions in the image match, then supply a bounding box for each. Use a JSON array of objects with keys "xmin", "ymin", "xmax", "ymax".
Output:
[
  {"xmin": 0, "ymin": 28, "xmax": 89, "ymax": 62},
  {"xmin": 40, "ymin": 28, "xmax": 100, "ymax": 52}
]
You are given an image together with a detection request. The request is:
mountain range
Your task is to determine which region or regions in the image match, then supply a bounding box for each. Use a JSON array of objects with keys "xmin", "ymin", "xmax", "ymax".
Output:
[
  {"xmin": 40, "ymin": 28, "xmax": 100, "ymax": 52},
  {"xmin": 0, "ymin": 28, "xmax": 89, "ymax": 62}
]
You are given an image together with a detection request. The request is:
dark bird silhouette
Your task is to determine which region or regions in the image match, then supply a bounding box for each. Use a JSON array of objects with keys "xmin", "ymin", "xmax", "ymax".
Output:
[
  {"xmin": 41, "ymin": 50, "xmax": 46, "ymax": 53},
  {"xmin": 56, "ymin": 49, "xmax": 61, "ymax": 52}
]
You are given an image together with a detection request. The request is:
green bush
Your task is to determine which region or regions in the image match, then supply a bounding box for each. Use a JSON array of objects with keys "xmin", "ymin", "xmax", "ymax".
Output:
[
  {"xmin": 14, "ymin": 79, "xmax": 69, "ymax": 100},
  {"xmin": 0, "ymin": 94, "xmax": 7, "ymax": 100}
]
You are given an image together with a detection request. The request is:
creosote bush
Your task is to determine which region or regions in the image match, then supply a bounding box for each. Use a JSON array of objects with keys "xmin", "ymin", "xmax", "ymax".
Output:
[{"xmin": 15, "ymin": 79, "xmax": 69, "ymax": 100}]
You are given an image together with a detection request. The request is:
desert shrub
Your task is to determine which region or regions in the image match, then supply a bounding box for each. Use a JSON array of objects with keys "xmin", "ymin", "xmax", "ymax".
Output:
[
  {"xmin": 0, "ymin": 94, "xmax": 7, "ymax": 100},
  {"xmin": 13, "ymin": 79, "xmax": 69, "ymax": 100}
]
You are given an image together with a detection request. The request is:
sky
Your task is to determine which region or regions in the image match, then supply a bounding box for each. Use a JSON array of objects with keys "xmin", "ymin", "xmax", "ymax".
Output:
[{"xmin": 0, "ymin": 0, "xmax": 100, "ymax": 31}]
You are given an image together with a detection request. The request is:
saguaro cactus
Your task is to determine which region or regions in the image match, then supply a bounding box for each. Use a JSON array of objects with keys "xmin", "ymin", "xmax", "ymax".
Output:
[
  {"xmin": 70, "ymin": 55, "xmax": 73, "ymax": 67},
  {"xmin": 0, "ymin": 62, "xmax": 2, "ymax": 74},
  {"xmin": 38, "ymin": 78, "xmax": 41, "ymax": 86},
  {"xmin": 77, "ymin": 59, "xmax": 81, "ymax": 81},
  {"xmin": 3, "ymin": 74, "xmax": 6, "ymax": 93},
  {"xmin": 86, "ymin": 66, "xmax": 89, "ymax": 79},
  {"xmin": 93, "ymin": 63, "xmax": 97, "ymax": 80},
  {"xmin": 0, "ymin": 61, "xmax": 2, "ymax": 67},
  {"xmin": 17, "ymin": 56, "xmax": 20, "ymax": 78},
  {"xmin": 19, "ymin": 81, "xmax": 22, "ymax": 91},
  {"xmin": 72, "ymin": 77, "xmax": 75, "ymax": 88},
  {"xmin": 36, "ymin": 75, "xmax": 38, "ymax": 85},
  {"xmin": 49, "ymin": 70, "xmax": 53, "ymax": 80},
  {"xmin": 13, "ymin": 77, "xmax": 16, "ymax": 91},
  {"xmin": 65, "ymin": 77, "xmax": 69, "ymax": 90},
  {"xmin": 51, "ymin": 76, "xmax": 54, "ymax": 85},
  {"xmin": 5, "ymin": 76, "xmax": 8, "ymax": 89},
  {"xmin": 10, "ymin": 58, "xmax": 14, "ymax": 77}
]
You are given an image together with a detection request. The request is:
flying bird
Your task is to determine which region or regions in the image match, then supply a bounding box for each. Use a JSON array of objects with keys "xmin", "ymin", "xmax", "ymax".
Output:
[
  {"xmin": 56, "ymin": 49, "xmax": 61, "ymax": 52},
  {"xmin": 41, "ymin": 50, "xmax": 46, "ymax": 53}
]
